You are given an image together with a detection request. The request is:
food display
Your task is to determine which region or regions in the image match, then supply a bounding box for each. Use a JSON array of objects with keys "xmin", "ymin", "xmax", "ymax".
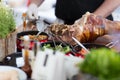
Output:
[
  {"xmin": 47, "ymin": 12, "xmax": 120, "ymax": 45},
  {"xmin": 1, "ymin": 8, "xmax": 120, "ymax": 80},
  {"xmin": 41, "ymin": 41, "xmax": 71, "ymax": 54},
  {"xmin": 20, "ymin": 34, "xmax": 48, "ymax": 41},
  {"xmin": 17, "ymin": 31, "xmax": 49, "ymax": 52},
  {"xmin": 42, "ymin": 44, "xmax": 71, "ymax": 53},
  {"xmin": 73, "ymin": 43, "xmax": 108, "ymax": 58},
  {"xmin": 77, "ymin": 48, "xmax": 88, "ymax": 56},
  {"xmin": 79, "ymin": 48, "xmax": 120, "ymax": 80},
  {"xmin": 17, "ymin": 31, "xmax": 48, "ymax": 41}
]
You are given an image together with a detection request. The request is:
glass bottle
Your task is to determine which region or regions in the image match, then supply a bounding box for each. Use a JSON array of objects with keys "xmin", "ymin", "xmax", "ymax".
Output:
[{"xmin": 21, "ymin": 36, "xmax": 32, "ymax": 78}]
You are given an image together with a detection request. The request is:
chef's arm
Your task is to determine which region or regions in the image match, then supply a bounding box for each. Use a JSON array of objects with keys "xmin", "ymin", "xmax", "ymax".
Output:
[
  {"xmin": 93, "ymin": 0, "xmax": 120, "ymax": 18},
  {"xmin": 30, "ymin": 0, "xmax": 44, "ymax": 6},
  {"xmin": 27, "ymin": 0, "xmax": 45, "ymax": 19}
]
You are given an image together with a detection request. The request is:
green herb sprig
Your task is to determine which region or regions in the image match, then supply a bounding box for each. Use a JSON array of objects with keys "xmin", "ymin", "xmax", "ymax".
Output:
[
  {"xmin": 79, "ymin": 48, "xmax": 120, "ymax": 80},
  {"xmin": 42, "ymin": 44, "xmax": 71, "ymax": 53},
  {"xmin": 0, "ymin": 3, "xmax": 15, "ymax": 38}
]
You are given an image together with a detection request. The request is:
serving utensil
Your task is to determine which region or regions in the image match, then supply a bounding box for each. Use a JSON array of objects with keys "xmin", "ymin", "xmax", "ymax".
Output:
[
  {"xmin": 49, "ymin": 32, "xmax": 57, "ymax": 50},
  {"xmin": 48, "ymin": 32, "xmax": 76, "ymax": 55},
  {"xmin": 36, "ymin": 17, "xmax": 46, "ymax": 38},
  {"xmin": 72, "ymin": 37, "xmax": 90, "ymax": 53},
  {"xmin": 36, "ymin": 31, "xmax": 41, "ymax": 37},
  {"xmin": 105, "ymin": 40, "xmax": 119, "ymax": 48}
]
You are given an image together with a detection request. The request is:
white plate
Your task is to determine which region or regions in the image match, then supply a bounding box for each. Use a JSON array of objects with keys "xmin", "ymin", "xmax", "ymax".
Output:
[{"xmin": 0, "ymin": 66, "xmax": 27, "ymax": 80}]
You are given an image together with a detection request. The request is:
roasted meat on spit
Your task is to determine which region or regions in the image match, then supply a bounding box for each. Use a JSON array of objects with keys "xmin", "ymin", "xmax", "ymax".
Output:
[{"xmin": 47, "ymin": 12, "xmax": 120, "ymax": 45}]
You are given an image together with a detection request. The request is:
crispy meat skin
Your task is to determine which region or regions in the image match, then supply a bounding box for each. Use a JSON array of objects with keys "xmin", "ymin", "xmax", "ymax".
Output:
[{"xmin": 47, "ymin": 12, "xmax": 120, "ymax": 45}]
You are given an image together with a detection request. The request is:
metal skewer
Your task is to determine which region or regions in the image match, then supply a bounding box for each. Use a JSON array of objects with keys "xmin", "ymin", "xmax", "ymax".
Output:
[
  {"xmin": 49, "ymin": 32, "xmax": 76, "ymax": 55},
  {"xmin": 72, "ymin": 37, "xmax": 90, "ymax": 53}
]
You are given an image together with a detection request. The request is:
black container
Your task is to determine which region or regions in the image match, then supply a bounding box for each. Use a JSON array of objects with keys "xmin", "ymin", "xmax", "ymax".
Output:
[
  {"xmin": 73, "ymin": 43, "xmax": 107, "ymax": 52},
  {"xmin": 2, "ymin": 52, "xmax": 22, "ymax": 67},
  {"xmin": 72, "ymin": 43, "xmax": 108, "ymax": 58},
  {"xmin": 17, "ymin": 31, "xmax": 48, "ymax": 52},
  {"xmin": 40, "ymin": 41, "xmax": 68, "ymax": 47}
]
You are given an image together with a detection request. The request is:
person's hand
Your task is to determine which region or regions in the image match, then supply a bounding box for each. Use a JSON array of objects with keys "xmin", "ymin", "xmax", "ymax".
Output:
[{"xmin": 27, "ymin": 3, "xmax": 39, "ymax": 20}]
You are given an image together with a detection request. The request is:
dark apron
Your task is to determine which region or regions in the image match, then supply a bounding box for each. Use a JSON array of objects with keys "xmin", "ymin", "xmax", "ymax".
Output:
[{"xmin": 55, "ymin": 0, "xmax": 113, "ymax": 24}]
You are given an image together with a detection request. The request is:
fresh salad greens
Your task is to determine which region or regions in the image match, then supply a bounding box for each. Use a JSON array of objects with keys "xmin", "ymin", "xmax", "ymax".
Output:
[
  {"xmin": 0, "ymin": 3, "xmax": 15, "ymax": 38},
  {"xmin": 42, "ymin": 44, "xmax": 71, "ymax": 53},
  {"xmin": 79, "ymin": 48, "xmax": 120, "ymax": 80}
]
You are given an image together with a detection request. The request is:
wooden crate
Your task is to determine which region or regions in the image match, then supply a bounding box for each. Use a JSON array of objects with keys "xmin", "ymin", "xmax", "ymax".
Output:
[{"xmin": 0, "ymin": 31, "xmax": 17, "ymax": 61}]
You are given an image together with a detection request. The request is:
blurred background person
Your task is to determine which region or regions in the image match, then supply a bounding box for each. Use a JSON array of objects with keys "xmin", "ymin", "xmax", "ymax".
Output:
[
  {"xmin": 55, "ymin": 0, "xmax": 120, "ymax": 24},
  {"xmin": 27, "ymin": 0, "xmax": 120, "ymax": 25},
  {"xmin": 8, "ymin": 0, "xmax": 26, "ymax": 7},
  {"xmin": 27, "ymin": 0, "xmax": 56, "ymax": 24}
]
